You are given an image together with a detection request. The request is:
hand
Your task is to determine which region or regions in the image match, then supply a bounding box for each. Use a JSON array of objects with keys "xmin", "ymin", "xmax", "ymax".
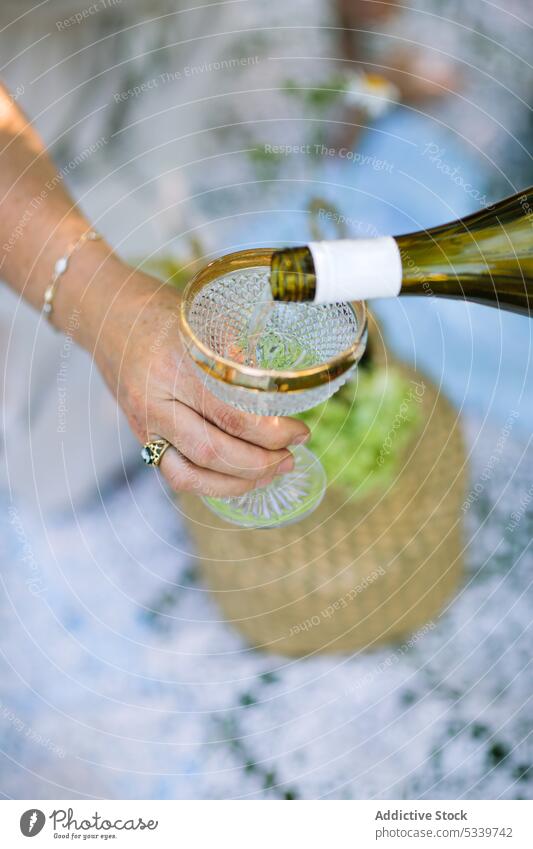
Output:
[
  {"xmin": 92, "ymin": 266, "xmax": 310, "ymax": 498},
  {"xmin": 0, "ymin": 82, "xmax": 309, "ymax": 494}
]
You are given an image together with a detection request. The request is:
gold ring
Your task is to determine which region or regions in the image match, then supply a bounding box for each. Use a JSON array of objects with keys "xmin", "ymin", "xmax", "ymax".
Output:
[{"xmin": 141, "ymin": 438, "xmax": 171, "ymax": 467}]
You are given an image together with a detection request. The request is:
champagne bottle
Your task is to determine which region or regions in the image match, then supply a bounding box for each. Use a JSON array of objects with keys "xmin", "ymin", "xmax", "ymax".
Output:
[{"xmin": 270, "ymin": 187, "xmax": 533, "ymax": 315}]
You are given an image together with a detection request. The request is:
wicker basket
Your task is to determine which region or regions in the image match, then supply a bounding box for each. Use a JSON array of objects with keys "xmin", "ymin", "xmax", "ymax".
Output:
[{"xmin": 180, "ymin": 318, "xmax": 466, "ymax": 656}]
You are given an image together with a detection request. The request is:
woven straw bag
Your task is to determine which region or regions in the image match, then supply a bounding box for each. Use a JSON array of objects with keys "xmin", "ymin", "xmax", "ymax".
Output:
[{"xmin": 180, "ymin": 312, "xmax": 466, "ymax": 656}]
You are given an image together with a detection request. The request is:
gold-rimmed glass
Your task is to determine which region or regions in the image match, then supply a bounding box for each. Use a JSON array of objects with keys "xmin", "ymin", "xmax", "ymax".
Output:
[{"xmin": 179, "ymin": 248, "xmax": 367, "ymax": 528}]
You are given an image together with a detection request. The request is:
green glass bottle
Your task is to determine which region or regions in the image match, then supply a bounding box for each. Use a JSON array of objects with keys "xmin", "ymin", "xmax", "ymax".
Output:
[{"xmin": 270, "ymin": 187, "xmax": 533, "ymax": 315}]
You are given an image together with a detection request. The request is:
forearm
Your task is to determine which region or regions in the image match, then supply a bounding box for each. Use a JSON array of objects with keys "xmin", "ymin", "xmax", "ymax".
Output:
[
  {"xmin": 0, "ymin": 81, "xmax": 131, "ymax": 348},
  {"xmin": 0, "ymin": 82, "xmax": 309, "ymax": 498}
]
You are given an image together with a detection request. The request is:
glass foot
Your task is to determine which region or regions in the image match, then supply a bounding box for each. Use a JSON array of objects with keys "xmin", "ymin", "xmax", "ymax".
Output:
[{"xmin": 202, "ymin": 445, "xmax": 327, "ymax": 529}]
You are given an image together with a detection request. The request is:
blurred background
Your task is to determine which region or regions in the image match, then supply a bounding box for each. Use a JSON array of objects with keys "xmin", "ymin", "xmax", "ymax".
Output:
[{"xmin": 0, "ymin": 0, "xmax": 532, "ymax": 800}]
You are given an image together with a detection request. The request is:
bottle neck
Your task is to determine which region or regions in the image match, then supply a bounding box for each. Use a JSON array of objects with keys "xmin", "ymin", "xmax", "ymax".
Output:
[
  {"xmin": 308, "ymin": 236, "xmax": 402, "ymax": 302},
  {"xmin": 270, "ymin": 187, "xmax": 533, "ymax": 314}
]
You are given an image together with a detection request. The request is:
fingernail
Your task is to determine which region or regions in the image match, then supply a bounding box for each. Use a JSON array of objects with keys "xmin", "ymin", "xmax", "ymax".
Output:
[
  {"xmin": 276, "ymin": 455, "xmax": 294, "ymax": 475},
  {"xmin": 291, "ymin": 432, "xmax": 310, "ymax": 446}
]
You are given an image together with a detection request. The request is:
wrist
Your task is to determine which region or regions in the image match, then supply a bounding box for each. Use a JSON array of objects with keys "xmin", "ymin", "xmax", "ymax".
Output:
[
  {"xmin": 51, "ymin": 237, "xmax": 133, "ymax": 350},
  {"xmin": 46, "ymin": 232, "xmax": 172, "ymax": 389}
]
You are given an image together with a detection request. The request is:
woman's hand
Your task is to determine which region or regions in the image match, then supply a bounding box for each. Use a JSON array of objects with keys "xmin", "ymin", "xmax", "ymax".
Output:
[
  {"xmin": 0, "ymin": 83, "xmax": 309, "ymax": 498},
  {"xmin": 91, "ymin": 264, "xmax": 310, "ymax": 498}
]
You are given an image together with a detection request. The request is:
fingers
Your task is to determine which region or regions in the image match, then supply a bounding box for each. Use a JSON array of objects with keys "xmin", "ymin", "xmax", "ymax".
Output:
[
  {"xmin": 158, "ymin": 445, "xmax": 274, "ymax": 498},
  {"xmin": 155, "ymin": 401, "xmax": 298, "ymax": 481},
  {"xmin": 198, "ymin": 387, "xmax": 310, "ymax": 451}
]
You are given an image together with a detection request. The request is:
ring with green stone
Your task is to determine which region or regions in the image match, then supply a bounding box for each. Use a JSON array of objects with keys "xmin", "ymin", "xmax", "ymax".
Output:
[{"xmin": 141, "ymin": 438, "xmax": 171, "ymax": 467}]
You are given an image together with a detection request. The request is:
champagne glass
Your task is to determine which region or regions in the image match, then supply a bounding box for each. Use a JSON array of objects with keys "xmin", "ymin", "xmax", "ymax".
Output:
[{"xmin": 179, "ymin": 248, "xmax": 367, "ymax": 528}]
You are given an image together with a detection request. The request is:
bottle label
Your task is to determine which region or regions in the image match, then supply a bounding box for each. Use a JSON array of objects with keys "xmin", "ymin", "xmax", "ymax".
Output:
[{"xmin": 308, "ymin": 237, "xmax": 402, "ymax": 303}]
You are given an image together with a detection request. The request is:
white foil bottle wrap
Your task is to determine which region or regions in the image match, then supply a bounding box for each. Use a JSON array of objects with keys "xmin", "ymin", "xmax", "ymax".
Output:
[{"xmin": 308, "ymin": 237, "xmax": 403, "ymax": 303}]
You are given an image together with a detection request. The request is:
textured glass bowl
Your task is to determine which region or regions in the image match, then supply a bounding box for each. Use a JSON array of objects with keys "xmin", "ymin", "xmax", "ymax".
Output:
[{"xmin": 179, "ymin": 248, "xmax": 367, "ymax": 528}]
